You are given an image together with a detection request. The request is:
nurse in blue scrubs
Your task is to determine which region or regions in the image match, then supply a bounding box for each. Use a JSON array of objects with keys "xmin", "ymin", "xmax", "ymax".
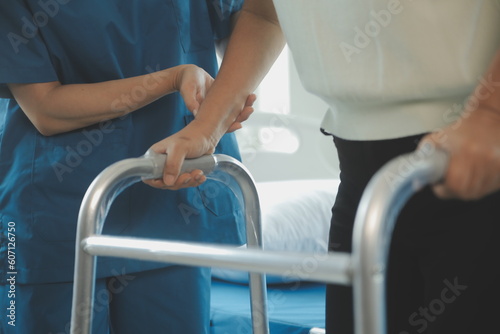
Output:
[{"xmin": 0, "ymin": 1, "xmax": 250, "ymax": 333}]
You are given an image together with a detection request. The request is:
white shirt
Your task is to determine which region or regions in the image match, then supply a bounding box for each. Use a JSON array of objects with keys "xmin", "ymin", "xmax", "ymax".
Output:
[{"xmin": 273, "ymin": 0, "xmax": 500, "ymax": 140}]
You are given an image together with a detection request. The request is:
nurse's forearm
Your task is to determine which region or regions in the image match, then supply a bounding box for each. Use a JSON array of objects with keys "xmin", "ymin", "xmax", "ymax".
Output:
[
  {"xmin": 192, "ymin": 0, "xmax": 286, "ymax": 143},
  {"xmin": 7, "ymin": 65, "xmax": 187, "ymax": 136}
]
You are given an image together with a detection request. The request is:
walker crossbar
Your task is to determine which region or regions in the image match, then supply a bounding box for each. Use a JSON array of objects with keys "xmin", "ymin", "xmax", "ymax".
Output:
[
  {"xmin": 82, "ymin": 235, "xmax": 353, "ymax": 285},
  {"xmin": 70, "ymin": 146, "xmax": 448, "ymax": 334}
]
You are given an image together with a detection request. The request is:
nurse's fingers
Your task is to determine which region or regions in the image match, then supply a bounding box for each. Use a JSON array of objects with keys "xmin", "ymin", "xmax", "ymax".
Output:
[
  {"xmin": 182, "ymin": 90, "xmax": 201, "ymax": 115},
  {"xmin": 178, "ymin": 65, "xmax": 214, "ymax": 115}
]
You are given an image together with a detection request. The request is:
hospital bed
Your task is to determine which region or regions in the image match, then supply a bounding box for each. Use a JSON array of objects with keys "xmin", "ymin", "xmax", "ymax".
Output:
[
  {"xmin": 211, "ymin": 113, "xmax": 339, "ymax": 333},
  {"xmin": 70, "ymin": 116, "xmax": 447, "ymax": 334}
]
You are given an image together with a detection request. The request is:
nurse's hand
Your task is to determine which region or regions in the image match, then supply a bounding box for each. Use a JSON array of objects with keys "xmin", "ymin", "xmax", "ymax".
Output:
[
  {"xmin": 420, "ymin": 105, "xmax": 500, "ymax": 200},
  {"xmin": 175, "ymin": 64, "xmax": 214, "ymax": 116},
  {"xmin": 176, "ymin": 64, "xmax": 256, "ymax": 133}
]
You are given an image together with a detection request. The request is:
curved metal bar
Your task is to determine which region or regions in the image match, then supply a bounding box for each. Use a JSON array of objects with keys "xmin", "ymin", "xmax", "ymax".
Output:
[
  {"xmin": 71, "ymin": 154, "xmax": 167, "ymax": 334},
  {"xmin": 207, "ymin": 155, "xmax": 270, "ymax": 333},
  {"xmin": 70, "ymin": 145, "xmax": 446, "ymax": 334},
  {"xmin": 82, "ymin": 236, "xmax": 353, "ymax": 285},
  {"xmin": 351, "ymin": 145, "xmax": 449, "ymax": 334},
  {"xmin": 70, "ymin": 152, "xmax": 268, "ymax": 334}
]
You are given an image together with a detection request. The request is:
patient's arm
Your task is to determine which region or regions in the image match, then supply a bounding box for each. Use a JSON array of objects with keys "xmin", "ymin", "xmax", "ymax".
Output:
[
  {"xmin": 421, "ymin": 50, "xmax": 500, "ymax": 200},
  {"xmin": 196, "ymin": 0, "xmax": 285, "ymax": 138},
  {"xmin": 215, "ymin": 11, "xmax": 241, "ymax": 59},
  {"xmin": 147, "ymin": 0, "xmax": 286, "ymax": 187}
]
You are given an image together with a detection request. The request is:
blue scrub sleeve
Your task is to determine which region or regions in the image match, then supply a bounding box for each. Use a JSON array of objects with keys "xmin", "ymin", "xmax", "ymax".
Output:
[
  {"xmin": 0, "ymin": 2, "xmax": 58, "ymax": 98},
  {"xmin": 206, "ymin": 0, "xmax": 244, "ymax": 40}
]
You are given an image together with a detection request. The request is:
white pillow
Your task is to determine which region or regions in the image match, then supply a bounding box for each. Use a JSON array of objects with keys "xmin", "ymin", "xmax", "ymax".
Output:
[{"xmin": 212, "ymin": 179, "xmax": 339, "ymax": 284}]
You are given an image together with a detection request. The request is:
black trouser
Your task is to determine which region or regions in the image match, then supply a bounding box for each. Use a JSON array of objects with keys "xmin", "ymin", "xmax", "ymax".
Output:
[{"xmin": 326, "ymin": 134, "xmax": 500, "ymax": 334}]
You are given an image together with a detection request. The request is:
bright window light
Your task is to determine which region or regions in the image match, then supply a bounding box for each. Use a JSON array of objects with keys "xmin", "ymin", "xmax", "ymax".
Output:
[{"xmin": 254, "ymin": 47, "xmax": 290, "ymax": 114}]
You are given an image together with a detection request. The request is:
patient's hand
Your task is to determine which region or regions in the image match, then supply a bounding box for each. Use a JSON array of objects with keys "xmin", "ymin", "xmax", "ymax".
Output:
[
  {"xmin": 423, "ymin": 50, "xmax": 500, "ymax": 200},
  {"xmin": 143, "ymin": 120, "xmax": 212, "ymax": 190},
  {"xmin": 420, "ymin": 104, "xmax": 500, "ymax": 200},
  {"xmin": 143, "ymin": 93, "xmax": 256, "ymax": 190}
]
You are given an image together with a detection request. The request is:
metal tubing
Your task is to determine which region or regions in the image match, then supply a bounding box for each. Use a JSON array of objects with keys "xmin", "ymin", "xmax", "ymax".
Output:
[
  {"xmin": 72, "ymin": 145, "xmax": 447, "ymax": 334},
  {"xmin": 70, "ymin": 152, "xmax": 269, "ymax": 334},
  {"xmin": 82, "ymin": 235, "xmax": 353, "ymax": 285},
  {"xmin": 71, "ymin": 154, "xmax": 167, "ymax": 334},
  {"xmin": 351, "ymin": 145, "xmax": 448, "ymax": 334},
  {"xmin": 209, "ymin": 155, "xmax": 270, "ymax": 333}
]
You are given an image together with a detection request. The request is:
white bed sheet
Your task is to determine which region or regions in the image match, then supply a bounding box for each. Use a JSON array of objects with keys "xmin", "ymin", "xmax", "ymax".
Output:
[{"xmin": 212, "ymin": 178, "xmax": 339, "ymax": 284}]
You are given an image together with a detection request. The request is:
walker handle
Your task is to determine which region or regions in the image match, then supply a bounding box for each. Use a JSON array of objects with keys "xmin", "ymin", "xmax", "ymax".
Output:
[
  {"xmin": 352, "ymin": 144, "xmax": 449, "ymax": 334},
  {"xmin": 144, "ymin": 149, "xmax": 217, "ymax": 179}
]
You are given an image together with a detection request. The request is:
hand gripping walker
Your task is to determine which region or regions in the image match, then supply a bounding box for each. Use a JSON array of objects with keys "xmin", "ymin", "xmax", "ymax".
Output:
[{"xmin": 70, "ymin": 146, "xmax": 447, "ymax": 334}]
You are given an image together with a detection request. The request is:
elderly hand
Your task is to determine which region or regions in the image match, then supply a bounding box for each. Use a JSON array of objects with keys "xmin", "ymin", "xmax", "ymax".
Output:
[{"xmin": 420, "ymin": 104, "xmax": 500, "ymax": 200}]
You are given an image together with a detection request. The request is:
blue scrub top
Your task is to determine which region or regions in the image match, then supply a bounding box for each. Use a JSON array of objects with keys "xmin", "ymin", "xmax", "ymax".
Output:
[{"xmin": 0, "ymin": 0, "xmax": 245, "ymax": 284}]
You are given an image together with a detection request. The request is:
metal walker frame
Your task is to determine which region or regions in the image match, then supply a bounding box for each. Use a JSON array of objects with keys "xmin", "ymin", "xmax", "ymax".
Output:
[{"xmin": 70, "ymin": 146, "xmax": 447, "ymax": 334}]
